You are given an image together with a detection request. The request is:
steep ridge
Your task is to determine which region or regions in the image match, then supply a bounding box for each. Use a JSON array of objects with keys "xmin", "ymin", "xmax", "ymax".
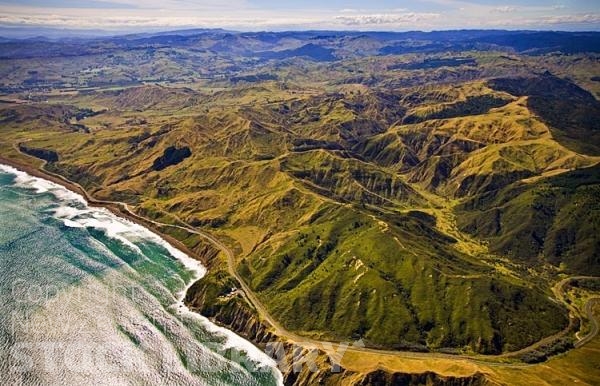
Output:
[
  {"xmin": 1, "ymin": 53, "xmax": 598, "ymax": 361},
  {"xmin": 457, "ymin": 164, "xmax": 600, "ymax": 275},
  {"xmin": 354, "ymin": 83, "xmax": 598, "ymax": 198},
  {"xmin": 488, "ymin": 74, "xmax": 600, "ymax": 155},
  {"xmin": 281, "ymin": 150, "xmax": 427, "ymax": 208}
]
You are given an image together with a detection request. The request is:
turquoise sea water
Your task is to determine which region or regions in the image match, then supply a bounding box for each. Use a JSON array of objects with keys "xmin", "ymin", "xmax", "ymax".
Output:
[{"xmin": 0, "ymin": 165, "xmax": 282, "ymax": 386}]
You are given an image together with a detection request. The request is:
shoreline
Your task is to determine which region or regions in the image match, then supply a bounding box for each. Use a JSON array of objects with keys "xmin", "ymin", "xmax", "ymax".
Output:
[
  {"xmin": 0, "ymin": 158, "xmax": 286, "ymax": 384},
  {"xmin": 0, "ymin": 155, "xmax": 207, "ymax": 267},
  {"xmin": 0, "ymin": 156, "xmax": 285, "ymax": 383}
]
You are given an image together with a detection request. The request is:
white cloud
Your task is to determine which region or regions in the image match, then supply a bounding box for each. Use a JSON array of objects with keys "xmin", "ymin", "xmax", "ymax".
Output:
[
  {"xmin": 334, "ymin": 13, "xmax": 440, "ymax": 26},
  {"xmin": 87, "ymin": 0, "xmax": 249, "ymax": 10},
  {"xmin": 0, "ymin": 2, "xmax": 598, "ymax": 31},
  {"xmin": 536, "ymin": 13, "xmax": 600, "ymax": 25},
  {"xmin": 338, "ymin": 8, "xmax": 409, "ymax": 14},
  {"xmin": 471, "ymin": 13, "xmax": 600, "ymax": 27},
  {"xmin": 492, "ymin": 6, "xmax": 517, "ymax": 14},
  {"xmin": 0, "ymin": 13, "xmax": 328, "ymax": 30}
]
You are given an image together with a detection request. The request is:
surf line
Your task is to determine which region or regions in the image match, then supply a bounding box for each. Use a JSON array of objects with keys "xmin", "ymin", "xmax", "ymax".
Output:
[{"xmin": 0, "ymin": 163, "xmax": 284, "ymax": 385}]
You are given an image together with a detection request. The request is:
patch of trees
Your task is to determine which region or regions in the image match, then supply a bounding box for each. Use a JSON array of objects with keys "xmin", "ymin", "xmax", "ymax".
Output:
[
  {"xmin": 519, "ymin": 337, "xmax": 574, "ymax": 364},
  {"xmin": 152, "ymin": 146, "xmax": 192, "ymax": 171},
  {"xmin": 18, "ymin": 143, "xmax": 58, "ymax": 162}
]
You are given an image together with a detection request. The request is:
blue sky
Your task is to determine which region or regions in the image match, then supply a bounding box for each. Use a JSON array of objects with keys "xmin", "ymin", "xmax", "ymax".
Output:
[{"xmin": 0, "ymin": 0, "xmax": 598, "ymax": 31}]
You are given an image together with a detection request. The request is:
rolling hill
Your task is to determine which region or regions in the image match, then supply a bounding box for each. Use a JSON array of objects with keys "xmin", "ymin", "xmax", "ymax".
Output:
[{"xmin": 1, "ymin": 29, "xmax": 599, "ymax": 384}]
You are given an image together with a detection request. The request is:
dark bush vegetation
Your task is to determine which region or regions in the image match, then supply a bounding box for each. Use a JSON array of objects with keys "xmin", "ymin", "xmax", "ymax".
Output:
[
  {"xmin": 152, "ymin": 146, "xmax": 192, "ymax": 171},
  {"xmin": 18, "ymin": 143, "xmax": 58, "ymax": 162}
]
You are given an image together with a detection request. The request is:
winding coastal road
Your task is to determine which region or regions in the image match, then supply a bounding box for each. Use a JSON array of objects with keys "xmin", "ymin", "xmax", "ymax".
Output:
[{"xmin": 2, "ymin": 153, "xmax": 600, "ymax": 369}]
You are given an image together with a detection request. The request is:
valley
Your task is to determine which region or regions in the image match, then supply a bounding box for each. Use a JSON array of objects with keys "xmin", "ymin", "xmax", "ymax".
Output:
[{"xmin": 1, "ymin": 29, "xmax": 599, "ymax": 385}]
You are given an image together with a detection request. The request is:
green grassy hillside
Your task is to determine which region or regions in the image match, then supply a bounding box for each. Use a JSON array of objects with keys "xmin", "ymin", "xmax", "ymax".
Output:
[
  {"xmin": 457, "ymin": 165, "xmax": 600, "ymax": 275},
  {"xmin": 1, "ymin": 48, "xmax": 598, "ymax": 356},
  {"xmin": 242, "ymin": 205, "xmax": 566, "ymax": 353}
]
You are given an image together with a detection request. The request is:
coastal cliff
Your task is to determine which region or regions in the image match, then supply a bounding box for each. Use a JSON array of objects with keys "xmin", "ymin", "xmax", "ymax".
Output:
[
  {"xmin": 184, "ymin": 269, "xmax": 491, "ymax": 386},
  {"xmin": 0, "ymin": 156, "xmax": 490, "ymax": 386}
]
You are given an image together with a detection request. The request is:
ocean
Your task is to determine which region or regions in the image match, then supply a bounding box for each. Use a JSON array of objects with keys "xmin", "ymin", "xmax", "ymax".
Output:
[{"xmin": 0, "ymin": 164, "xmax": 282, "ymax": 386}]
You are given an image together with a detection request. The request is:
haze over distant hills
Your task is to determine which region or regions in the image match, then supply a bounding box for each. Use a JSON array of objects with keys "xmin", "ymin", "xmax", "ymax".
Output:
[{"xmin": 1, "ymin": 29, "xmax": 600, "ymax": 56}]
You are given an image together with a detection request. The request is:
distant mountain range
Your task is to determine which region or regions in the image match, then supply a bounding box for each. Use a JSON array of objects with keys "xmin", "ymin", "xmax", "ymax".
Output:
[
  {"xmin": 1, "ymin": 29, "xmax": 599, "ymax": 60},
  {"xmin": 1, "ymin": 26, "xmax": 599, "ymax": 385}
]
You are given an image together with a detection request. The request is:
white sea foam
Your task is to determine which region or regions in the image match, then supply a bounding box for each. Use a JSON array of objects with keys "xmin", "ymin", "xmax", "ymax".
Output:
[
  {"xmin": 0, "ymin": 163, "xmax": 283, "ymax": 384},
  {"xmin": 76, "ymin": 215, "xmax": 145, "ymax": 255},
  {"xmin": 62, "ymin": 218, "xmax": 85, "ymax": 228},
  {"xmin": 51, "ymin": 205, "xmax": 90, "ymax": 219},
  {"xmin": 171, "ymin": 267, "xmax": 283, "ymax": 377},
  {"xmin": 0, "ymin": 164, "xmax": 86, "ymax": 204}
]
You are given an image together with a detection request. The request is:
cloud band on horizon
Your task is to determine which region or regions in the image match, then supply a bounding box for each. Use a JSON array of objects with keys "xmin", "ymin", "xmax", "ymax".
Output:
[{"xmin": 0, "ymin": 0, "xmax": 598, "ymax": 31}]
